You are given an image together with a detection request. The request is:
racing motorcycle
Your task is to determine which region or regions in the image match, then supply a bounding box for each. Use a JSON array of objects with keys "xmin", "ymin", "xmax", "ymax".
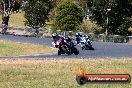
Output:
[
  {"xmin": 78, "ymin": 36, "xmax": 94, "ymax": 50},
  {"xmin": 52, "ymin": 38, "xmax": 79, "ymax": 55}
]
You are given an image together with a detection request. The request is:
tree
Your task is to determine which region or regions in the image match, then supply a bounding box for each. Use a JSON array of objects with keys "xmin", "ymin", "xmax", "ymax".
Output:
[
  {"xmin": 0, "ymin": 0, "xmax": 21, "ymax": 33},
  {"xmin": 52, "ymin": 0, "xmax": 83, "ymax": 31},
  {"xmin": 0, "ymin": 0, "xmax": 21, "ymax": 20},
  {"xmin": 24, "ymin": 0, "xmax": 53, "ymax": 28},
  {"xmin": 80, "ymin": 0, "xmax": 132, "ymax": 36},
  {"xmin": 78, "ymin": 0, "xmax": 91, "ymax": 20}
]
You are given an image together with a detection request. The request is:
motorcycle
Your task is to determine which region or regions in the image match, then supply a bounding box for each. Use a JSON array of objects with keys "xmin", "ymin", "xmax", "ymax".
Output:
[
  {"xmin": 52, "ymin": 38, "xmax": 79, "ymax": 55},
  {"xmin": 78, "ymin": 36, "xmax": 94, "ymax": 50}
]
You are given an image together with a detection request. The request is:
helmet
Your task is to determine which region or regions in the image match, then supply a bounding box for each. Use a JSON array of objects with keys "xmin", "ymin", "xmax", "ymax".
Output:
[
  {"xmin": 52, "ymin": 33, "xmax": 56, "ymax": 36},
  {"xmin": 52, "ymin": 33, "xmax": 57, "ymax": 39},
  {"xmin": 76, "ymin": 32, "xmax": 81, "ymax": 37}
]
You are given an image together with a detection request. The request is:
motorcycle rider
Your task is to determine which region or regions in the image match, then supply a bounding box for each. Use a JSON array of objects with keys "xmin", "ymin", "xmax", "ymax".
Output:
[
  {"xmin": 82, "ymin": 34, "xmax": 92, "ymax": 43},
  {"xmin": 76, "ymin": 32, "xmax": 85, "ymax": 49},
  {"xmin": 75, "ymin": 32, "xmax": 94, "ymax": 50},
  {"xmin": 52, "ymin": 33, "xmax": 62, "ymax": 47},
  {"xmin": 76, "ymin": 32, "xmax": 91, "ymax": 43},
  {"xmin": 52, "ymin": 33, "xmax": 73, "ymax": 48},
  {"xmin": 52, "ymin": 33, "xmax": 79, "ymax": 55},
  {"xmin": 75, "ymin": 32, "xmax": 82, "ymax": 44}
]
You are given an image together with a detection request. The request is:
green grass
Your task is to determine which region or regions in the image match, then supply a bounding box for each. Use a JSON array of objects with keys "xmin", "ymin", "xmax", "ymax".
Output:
[
  {"xmin": 0, "ymin": 40, "xmax": 56, "ymax": 56},
  {"xmin": 0, "ymin": 58, "xmax": 131, "ymax": 88}
]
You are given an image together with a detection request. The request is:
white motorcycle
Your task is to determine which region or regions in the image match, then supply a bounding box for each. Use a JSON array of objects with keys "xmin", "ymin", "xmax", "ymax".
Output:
[{"xmin": 78, "ymin": 36, "xmax": 94, "ymax": 50}]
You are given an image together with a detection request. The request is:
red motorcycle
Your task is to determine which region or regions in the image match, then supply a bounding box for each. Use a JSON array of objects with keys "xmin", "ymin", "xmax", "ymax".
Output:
[{"xmin": 52, "ymin": 38, "xmax": 79, "ymax": 55}]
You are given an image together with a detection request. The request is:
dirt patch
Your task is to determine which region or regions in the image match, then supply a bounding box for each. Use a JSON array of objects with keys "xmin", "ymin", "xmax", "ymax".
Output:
[
  {"xmin": 0, "ymin": 57, "xmax": 131, "ymax": 65},
  {"xmin": 0, "ymin": 58, "xmax": 83, "ymax": 64}
]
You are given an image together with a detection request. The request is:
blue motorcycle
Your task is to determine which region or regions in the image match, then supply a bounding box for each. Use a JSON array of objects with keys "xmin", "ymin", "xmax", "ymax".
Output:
[{"xmin": 77, "ymin": 35, "xmax": 94, "ymax": 50}]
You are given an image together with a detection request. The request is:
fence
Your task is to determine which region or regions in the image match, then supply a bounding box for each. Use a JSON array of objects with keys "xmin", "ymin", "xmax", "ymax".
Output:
[
  {"xmin": 54, "ymin": 31, "xmax": 131, "ymax": 43},
  {"xmin": 88, "ymin": 33, "xmax": 129, "ymax": 43}
]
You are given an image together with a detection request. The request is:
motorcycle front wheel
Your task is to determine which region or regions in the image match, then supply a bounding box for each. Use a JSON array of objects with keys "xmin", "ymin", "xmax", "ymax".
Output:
[
  {"xmin": 58, "ymin": 50, "xmax": 61, "ymax": 55},
  {"xmin": 74, "ymin": 48, "xmax": 79, "ymax": 55}
]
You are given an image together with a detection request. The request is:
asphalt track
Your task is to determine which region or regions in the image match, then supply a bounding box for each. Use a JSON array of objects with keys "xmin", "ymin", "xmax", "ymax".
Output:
[{"xmin": 0, "ymin": 34, "xmax": 132, "ymax": 58}]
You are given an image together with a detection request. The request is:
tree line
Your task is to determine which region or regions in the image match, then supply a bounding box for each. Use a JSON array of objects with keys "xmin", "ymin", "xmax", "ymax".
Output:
[{"xmin": 0, "ymin": 0, "xmax": 132, "ymax": 36}]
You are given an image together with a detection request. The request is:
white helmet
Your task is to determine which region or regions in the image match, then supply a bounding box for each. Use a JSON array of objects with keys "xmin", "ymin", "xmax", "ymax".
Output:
[
  {"xmin": 52, "ymin": 33, "xmax": 57, "ymax": 39},
  {"xmin": 76, "ymin": 32, "xmax": 81, "ymax": 37}
]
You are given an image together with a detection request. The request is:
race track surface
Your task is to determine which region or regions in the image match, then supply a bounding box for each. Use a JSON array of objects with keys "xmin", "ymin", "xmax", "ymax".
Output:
[{"xmin": 0, "ymin": 34, "xmax": 132, "ymax": 58}]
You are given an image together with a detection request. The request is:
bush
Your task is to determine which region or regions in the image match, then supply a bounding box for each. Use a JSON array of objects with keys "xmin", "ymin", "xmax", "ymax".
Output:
[
  {"xmin": 77, "ymin": 20, "xmax": 102, "ymax": 34},
  {"xmin": 52, "ymin": 0, "xmax": 83, "ymax": 32}
]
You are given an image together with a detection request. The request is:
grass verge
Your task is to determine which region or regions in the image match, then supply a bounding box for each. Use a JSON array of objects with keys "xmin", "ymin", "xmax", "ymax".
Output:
[
  {"xmin": 0, "ymin": 40, "xmax": 56, "ymax": 56},
  {"xmin": 0, "ymin": 58, "xmax": 131, "ymax": 88}
]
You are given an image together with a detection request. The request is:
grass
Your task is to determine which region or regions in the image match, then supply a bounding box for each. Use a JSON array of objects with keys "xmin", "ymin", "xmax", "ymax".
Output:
[
  {"xmin": 0, "ymin": 40, "xmax": 57, "ymax": 56},
  {"xmin": 9, "ymin": 13, "xmax": 26, "ymax": 27},
  {"xmin": 0, "ymin": 13, "xmax": 26, "ymax": 27},
  {"xmin": 0, "ymin": 58, "xmax": 131, "ymax": 88}
]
